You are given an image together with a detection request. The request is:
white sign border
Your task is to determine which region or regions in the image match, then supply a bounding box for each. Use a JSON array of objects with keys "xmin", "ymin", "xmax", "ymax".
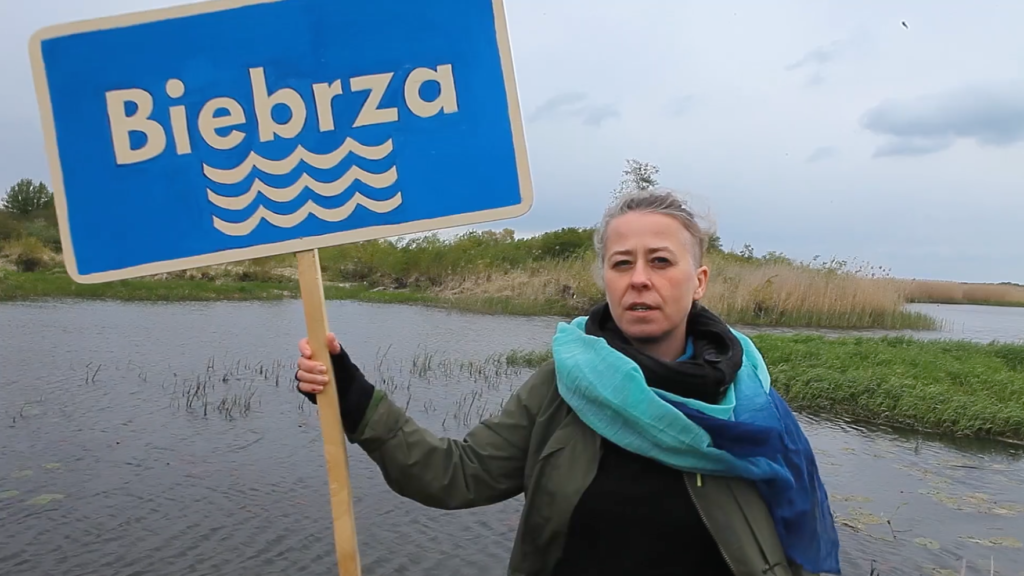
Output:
[{"xmin": 28, "ymin": 0, "xmax": 533, "ymax": 284}]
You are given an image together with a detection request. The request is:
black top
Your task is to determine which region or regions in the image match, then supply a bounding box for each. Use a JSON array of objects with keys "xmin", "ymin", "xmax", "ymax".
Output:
[{"xmin": 551, "ymin": 438, "xmax": 733, "ymax": 575}]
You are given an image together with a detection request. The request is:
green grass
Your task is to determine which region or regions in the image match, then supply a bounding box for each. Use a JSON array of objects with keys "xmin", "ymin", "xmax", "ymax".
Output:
[
  {"xmin": 754, "ymin": 333, "xmax": 1024, "ymax": 442},
  {"xmin": 0, "ymin": 269, "xmax": 588, "ymax": 316},
  {"xmin": 503, "ymin": 348, "xmax": 557, "ymax": 369},
  {"xmin": 504, "ymin": 334, "xmax": 1024, "ymax": 442},
  {"xmin": 0, "ymin": 269, "xmax": 299, "ymax": 302},
  {"xmin": 0, "ymin": 269, "xmax": 376, "ymax": 303}
]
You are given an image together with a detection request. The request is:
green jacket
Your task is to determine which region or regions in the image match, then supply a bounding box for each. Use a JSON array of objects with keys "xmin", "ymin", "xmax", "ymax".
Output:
[{"xmin": 347, "ymin": 360, "xmax": 819, "ymax": 576}]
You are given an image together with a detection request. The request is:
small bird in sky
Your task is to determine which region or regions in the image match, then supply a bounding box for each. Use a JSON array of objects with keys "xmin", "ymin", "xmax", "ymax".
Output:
[{"xmin": 901, "ymin": 21, "xmax": 909, "ymax": 29}]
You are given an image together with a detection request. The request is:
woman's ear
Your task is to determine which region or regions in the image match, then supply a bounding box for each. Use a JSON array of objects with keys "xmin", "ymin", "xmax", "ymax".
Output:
[{"xmin": 693, "ymin": 265, "xmax": 709, "ymax": 300}]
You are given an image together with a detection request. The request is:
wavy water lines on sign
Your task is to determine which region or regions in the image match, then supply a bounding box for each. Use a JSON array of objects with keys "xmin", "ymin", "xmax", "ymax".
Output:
[
  {"xmin": 206, "ymin": 166, "xmax": 399, "ymax": 210},
  {"xmin": 212, "ymin": 191, "xmax": 404, "ymax": 236},
  {"xmin": 204, "ymin": 135, "xmax": 403, "ymax": 236},
  {"xmin": 202, "ymin": 138, "xmax": 394, "ymax": 186}
]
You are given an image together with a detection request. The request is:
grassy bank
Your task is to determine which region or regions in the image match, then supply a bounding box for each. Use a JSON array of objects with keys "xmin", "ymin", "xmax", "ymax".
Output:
[
  {"xmin": 503, "ymin": 334, "xmax": 1024, "ymax": 442},
  {"xmin": 0, "ymin": 263, "xmax": 569, "ymax": 314},
  {"xmin": 0, "ymin": 222, "xmax": 971, "ymax": 331},
  {"xmin": 755, "ymin": 334, "xmax": 1024, "ymax": 441},
  {"xmin": 312, "ymin": 230, "xmax": 942, "ymax": 330},
  {"xmin": 0, "ymin": 266, "xmax": 584, "ymax": 316},
  {"xmin": 1, "ymin": 251, "xmax": 940, "ymax": 330},
  {"xmin": 0, "ymin": 267, "xmax": 299, "ymax": 302},
  {"xmin": 0, "ymin": 266, "xmax": 457, "ymax": 306}
]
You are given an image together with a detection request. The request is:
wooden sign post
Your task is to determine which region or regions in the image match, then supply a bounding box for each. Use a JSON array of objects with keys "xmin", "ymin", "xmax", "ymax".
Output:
[
  {"xmin": 296, "ymin": 248, "xmax": 361, "ymax": 575},
  {"xmin": 28, "ymin": 0, "xmax": 532, "ymax": 573}
]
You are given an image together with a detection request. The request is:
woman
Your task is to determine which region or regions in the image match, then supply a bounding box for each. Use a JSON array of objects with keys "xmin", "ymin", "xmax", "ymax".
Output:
[{"xmin": 295, "ymin": 189, "xmax": 841, "ymax": 576}]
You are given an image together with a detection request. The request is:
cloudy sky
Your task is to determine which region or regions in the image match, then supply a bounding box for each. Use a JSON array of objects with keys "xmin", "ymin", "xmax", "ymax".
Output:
[{"xmin": 3, "ymin": 0, "xmax": 1022, "ymax": 283}]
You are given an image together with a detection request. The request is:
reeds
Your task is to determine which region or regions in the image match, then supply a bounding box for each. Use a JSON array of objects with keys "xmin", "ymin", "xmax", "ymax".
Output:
[
  {"xmin": 904, "ymin": 279, "xmax": 1024, "ymax": 307},
  {"xmin": 167, "ymin": 356, "xmax": 288, "ymax": 420},
  {"xmin": 431, "ymin": 253, "xmax": 939, "ymax": 330},
  {"xmin": 702, "ymin": 257, "xmax": 937, "ymax": 329},
  {"xmin": 360, "ymin": 346, "xmax": 535, "ymax": 431},
  {"xmin": 312, "ymin": 229, "xmax": 941, "ymax": 330}
]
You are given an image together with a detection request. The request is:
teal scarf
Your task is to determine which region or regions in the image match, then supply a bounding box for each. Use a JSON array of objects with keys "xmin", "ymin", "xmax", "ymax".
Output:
[{"xmin": 551, "ymin": 315, "xmax": 841, "ymax": 574}]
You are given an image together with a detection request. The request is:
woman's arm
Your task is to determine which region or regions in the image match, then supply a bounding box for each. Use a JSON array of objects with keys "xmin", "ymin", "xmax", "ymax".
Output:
[
  {"xmin": 348, "ymin": 369, "xmax": 544, "ymax": 510},
  {"xmin": 297, "ymin": 336, "xmax": 547, "ymax": 510}
]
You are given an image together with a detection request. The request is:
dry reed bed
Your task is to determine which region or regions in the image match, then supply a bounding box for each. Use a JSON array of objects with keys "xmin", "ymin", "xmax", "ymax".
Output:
[
  {"xmin": 904, "ymin": 279, "xmax": 1024, "ymax": 306},
  {"xmin": 435, "ymin": 255, "xmax": 938, "ymax": 330}
]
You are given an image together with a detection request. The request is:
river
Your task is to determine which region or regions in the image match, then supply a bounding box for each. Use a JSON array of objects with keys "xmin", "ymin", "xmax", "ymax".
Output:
[{"xmin": 1, "ymin": 300, "xmax": 1022, "ymax": 575}]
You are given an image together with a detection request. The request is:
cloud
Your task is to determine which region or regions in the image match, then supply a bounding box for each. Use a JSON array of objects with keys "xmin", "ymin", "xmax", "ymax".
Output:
[
  {"xmin": 806, "ymin": 146, "xmax": 838, "ymax": 163},
  {"xmin": 667, "ymin": 94, "xmax": 695, "ymax": 117},
  {"xmin": 582, "ymin": 104, "xmax": 620, "ymax": 127},
  {"xmin": 526, "ymin": 92, "xmax": 620, "ymax": 127},
  {"xmin": 785, "ymin": 39, "xmax": 846, "ymax": 86},
  {"xmin": 805, "ymin": 70, "xmax": 826, "ymax": 87},
  {"xmin": 527, "ymin": 92, "xmax": 588, "ymax": 122},
  {"xmin": 872, "ymin": 137, "xmax": 955, "ymax": 158},
  {"xmin": 861, "ymin": 82, "xmax": 1024, "ymax": 158},
  {"xmin": 786, "ymin": 42, "xmax": 843, "ymax": 71}
]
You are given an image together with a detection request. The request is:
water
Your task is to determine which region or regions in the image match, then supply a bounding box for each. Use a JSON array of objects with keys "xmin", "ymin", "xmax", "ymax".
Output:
[
  {"xmin": 1, "ymin": 300, "xmax": 1022, "ymax": 576},
  {"xmin": 904, "ymin": 303, "xmax": 1024, "ymax": 344}
]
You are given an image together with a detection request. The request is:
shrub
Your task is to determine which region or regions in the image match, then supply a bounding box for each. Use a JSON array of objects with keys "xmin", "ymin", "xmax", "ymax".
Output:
[
  {"xmin": 20, "ymin": 219, "xmax": 62, "ymax": 252},
  {"xmin": 0, "ymin": 211, "xmax": 23, "ymax": 243},
  {"xmin": 2, "ymin": 236, "xmax": 54, "ymax": 272}
]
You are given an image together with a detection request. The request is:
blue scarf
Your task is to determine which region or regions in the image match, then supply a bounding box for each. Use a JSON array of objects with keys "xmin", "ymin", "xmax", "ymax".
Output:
[{"xmin": 552, "ymin": 316, "xmax": 841, "ymax": 575}]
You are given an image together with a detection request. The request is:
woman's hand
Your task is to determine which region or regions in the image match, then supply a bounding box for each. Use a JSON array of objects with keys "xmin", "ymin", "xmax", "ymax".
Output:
[
  {"xmin": 295, "ymin": 332, "xmax": 342, "ymax": 395},
  {"xmin": 293, "ymin": 332, "xmax": 376, "ymax": 435}
]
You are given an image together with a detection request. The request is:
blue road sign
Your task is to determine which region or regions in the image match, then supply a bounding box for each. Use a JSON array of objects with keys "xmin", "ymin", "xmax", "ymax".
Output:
[{"xmin": 29, "ymin": 0, "xmax": 532, "ymax": 283}]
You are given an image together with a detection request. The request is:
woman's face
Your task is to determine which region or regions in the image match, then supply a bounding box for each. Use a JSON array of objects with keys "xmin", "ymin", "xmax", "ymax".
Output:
[{"xmin": 602, "ymin": 211, "xmax": 709, "ymax": 358}]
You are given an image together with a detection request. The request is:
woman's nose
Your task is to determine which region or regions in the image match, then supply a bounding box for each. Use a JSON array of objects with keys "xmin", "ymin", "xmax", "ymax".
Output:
[{"xmin": 630, "ymin": 263, "xmax": 652, "ymax": 287}]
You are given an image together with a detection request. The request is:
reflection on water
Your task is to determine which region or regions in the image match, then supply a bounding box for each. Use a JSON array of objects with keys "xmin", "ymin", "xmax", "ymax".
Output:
[{"xmin": 1, "ymin": 300, "xmax": 1022, "ymax": 575}]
